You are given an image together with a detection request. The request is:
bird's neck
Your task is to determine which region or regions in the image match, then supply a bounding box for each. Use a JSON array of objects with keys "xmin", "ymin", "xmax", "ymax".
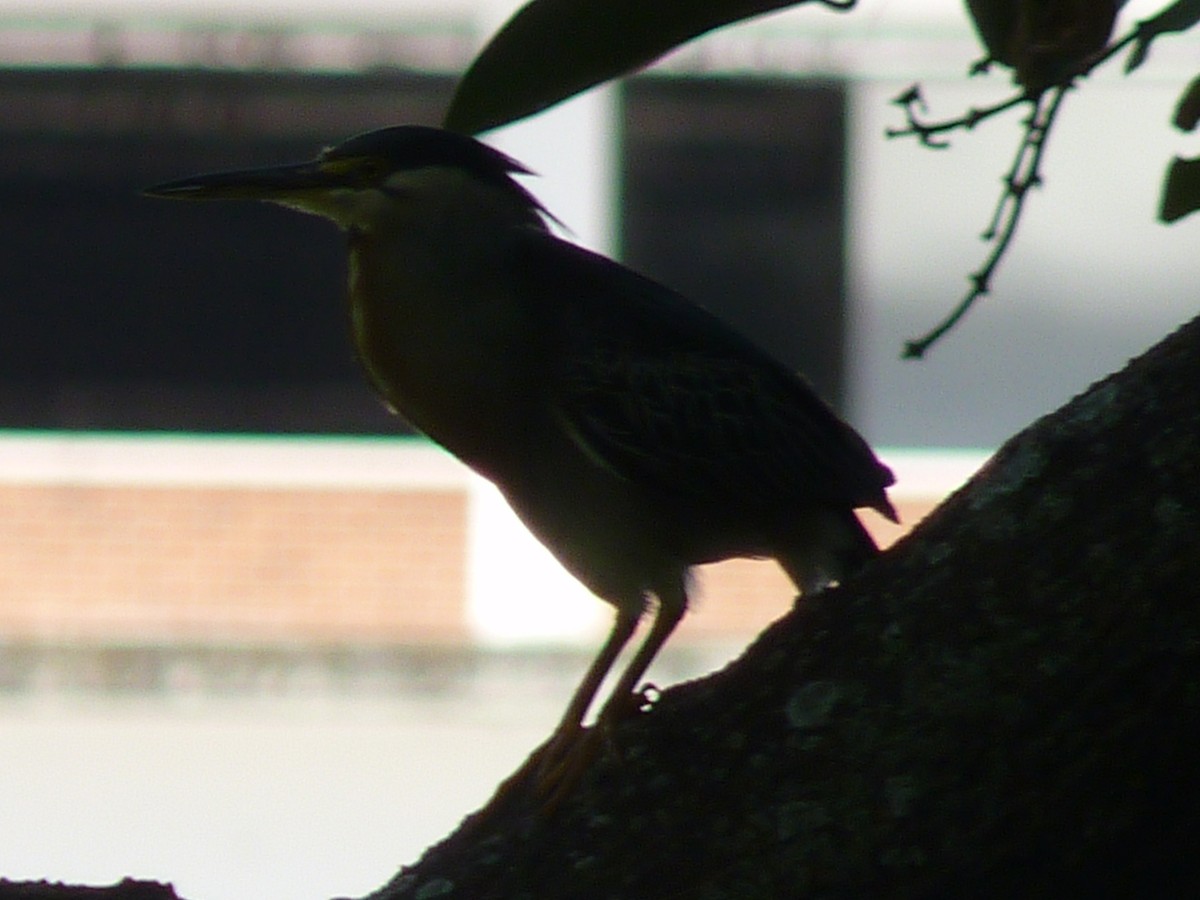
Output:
[{"xmin": 344, "ymin": 202, "xmax": 545, "ymax": 477}]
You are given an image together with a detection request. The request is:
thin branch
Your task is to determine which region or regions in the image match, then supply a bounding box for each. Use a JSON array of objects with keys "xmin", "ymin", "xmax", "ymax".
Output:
[
  {"xmin": 903, "ymin": 86, "xmax": 1069, "ymax": 359},
  {"xmin": 885, "ymin": 6, "xmax": 1171, "ymax": 357},
  {"xmin": 886, "ymin": 87, "xmax": 1031, "ymax": 148}
]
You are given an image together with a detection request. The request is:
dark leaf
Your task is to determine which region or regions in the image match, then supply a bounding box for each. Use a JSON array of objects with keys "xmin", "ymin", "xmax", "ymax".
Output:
[
  {"xmin": 1125, "ymin": 0, "xmax": 1200, "ymax": 73},
  {"xmin": 1159, "ymin": 155, "xmax": 1200, "ymax": 223},
  {"xmin": 444, "ymin": 0, "xmax": 853, "ymax": 134},
  {"xmin": 1172, "ymin": 74, "xmax": 1200, "ymax": 132},
  {"xmin": 964, "ymin": 0, "xmax": 1121, "ymax": 92}
]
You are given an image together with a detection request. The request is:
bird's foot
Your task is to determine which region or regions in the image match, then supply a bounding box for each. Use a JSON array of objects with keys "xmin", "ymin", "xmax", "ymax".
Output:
[
  {"xmin": 524, "ymin": 687, "xmax": 656, "ymax": 812},
  {"xmin": 475, "ymin": 725, "xmax": 581, "ymax": 822},
  {"xmin": 529, "ymin": 725, "xmax": 603, "ymax": 812},
  {"xmin": 458, "ymin": 689, "xmax": 660, "ymax": 838}
]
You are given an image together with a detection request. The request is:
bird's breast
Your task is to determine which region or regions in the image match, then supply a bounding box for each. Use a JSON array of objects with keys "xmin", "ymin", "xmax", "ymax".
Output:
[{"xmin": 346, "ymin": 234, "xmax": 540, "ymax": 475}]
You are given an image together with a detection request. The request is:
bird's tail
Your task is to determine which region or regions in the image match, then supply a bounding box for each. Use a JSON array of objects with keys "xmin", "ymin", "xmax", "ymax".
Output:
[{"xmin": 778, "ymin": 508, "xmax": 880, "ymax": 596}]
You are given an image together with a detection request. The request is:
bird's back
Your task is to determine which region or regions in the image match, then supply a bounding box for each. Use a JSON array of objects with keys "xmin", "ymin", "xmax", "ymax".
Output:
[
  {"xmin": 505, "ymin": 231, "xmax": 895, "ymax": 592},
  {"xmin": 516, "ymin": 234, "xmax": 894, "ymax": 512}
]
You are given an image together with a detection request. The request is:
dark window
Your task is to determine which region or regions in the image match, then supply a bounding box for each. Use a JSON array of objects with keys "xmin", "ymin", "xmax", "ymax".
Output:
[
  {"xmin": 0, "ymin": 68, "xmax": 453, "ymax": 433},
  {"xmin": 621, "ymin": 76, "xmax": 848, "ymax": 409}
]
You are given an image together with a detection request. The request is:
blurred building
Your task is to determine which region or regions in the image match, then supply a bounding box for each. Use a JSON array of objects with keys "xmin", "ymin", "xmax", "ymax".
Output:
[{"xmin": 0, "ymin": 0, "xmax": 1193, "ymax": 652}]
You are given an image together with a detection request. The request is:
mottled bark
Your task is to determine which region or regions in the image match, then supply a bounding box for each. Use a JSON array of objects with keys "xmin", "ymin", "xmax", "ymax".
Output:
[
  {"xmin": 377, "ymin": 312, "xmax": 1200, "ymax": 899},
  {"xmin": 0, "ymin": 881, "xmax": 177, "ymax": 900}
]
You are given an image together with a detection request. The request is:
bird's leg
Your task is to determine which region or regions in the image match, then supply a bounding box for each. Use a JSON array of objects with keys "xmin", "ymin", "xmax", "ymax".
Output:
[
  {"xmin": 592, "ymin": 578, "xmax": 687, "ymax": 732},
  {"xmin": 531, "ymin": 605, "xmax": 640, "ymax": 787},
  {"xmin": 529, "ymin": 582, "xmax": 686, "ymax": 808},
  {"xmin": 484, "ymin": 608, "xmax": 638, "ymax": 816}
]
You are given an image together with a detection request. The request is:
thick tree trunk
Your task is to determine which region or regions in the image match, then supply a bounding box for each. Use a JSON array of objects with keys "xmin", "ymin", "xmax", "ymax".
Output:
[{"xmin": 375, "ymin": 313, "xmax": 1200, "ymax": 899}]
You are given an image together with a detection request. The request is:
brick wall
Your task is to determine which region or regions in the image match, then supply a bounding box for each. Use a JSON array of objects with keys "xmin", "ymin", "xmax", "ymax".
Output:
[
  {"xmin": 0, "ymin": 434, "xmax": 961, "ymax": 648},
  {"xmin": 0, "ymin": 483, "xmax": 468, "ymax": 643}
]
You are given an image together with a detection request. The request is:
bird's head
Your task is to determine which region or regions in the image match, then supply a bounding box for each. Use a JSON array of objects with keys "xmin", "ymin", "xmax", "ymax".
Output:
[{"xmin": 145, "ymin": 125, "xmax": 552, "ymax": 233}]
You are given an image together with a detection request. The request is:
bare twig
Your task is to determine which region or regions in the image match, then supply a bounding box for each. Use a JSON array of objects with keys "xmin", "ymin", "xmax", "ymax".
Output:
[
  {"xmin": 903, "ymin": 86, "xmax": 1069, "ymax": 359},
  {"xmin": 887, "ymin": 86, "xmax": 1031, "ymax": 149},
  {"xmin": 886, "ymin": 7, "xmax": 1171, "ymax": 357}
]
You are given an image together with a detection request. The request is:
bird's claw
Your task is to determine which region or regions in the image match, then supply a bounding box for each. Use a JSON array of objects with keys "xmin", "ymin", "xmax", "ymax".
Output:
[
  {"xmin": 529, "ymin": 724, "xmax": 603, "ymax": 812},
  {"xmin": 525, "ymin": 685, "xmax": 659, "ymax": 812},
  {"xmin": 632, "ymin": 682, "xmax": 661, "ymax": 713}
]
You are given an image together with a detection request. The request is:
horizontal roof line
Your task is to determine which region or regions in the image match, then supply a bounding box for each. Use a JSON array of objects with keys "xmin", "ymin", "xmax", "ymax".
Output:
[
  {"xmin": 0, "ymin": 431, "xmax": 472, "ymax": 489},
  {"xmin": 0, "ymin": 430, "xmax": 989, "ymax": 496}
]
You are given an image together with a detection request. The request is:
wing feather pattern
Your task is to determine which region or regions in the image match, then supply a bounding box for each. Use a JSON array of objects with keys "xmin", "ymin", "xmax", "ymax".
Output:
[{"xmin": 514, "ymin": 232, "xmax": 897, "ymax": 521}]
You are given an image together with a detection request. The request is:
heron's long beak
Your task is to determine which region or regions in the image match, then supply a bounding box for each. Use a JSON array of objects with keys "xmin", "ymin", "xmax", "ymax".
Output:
[{"xmin": 144, "ymin": 160, "xmax": 341, "ymax": 201}]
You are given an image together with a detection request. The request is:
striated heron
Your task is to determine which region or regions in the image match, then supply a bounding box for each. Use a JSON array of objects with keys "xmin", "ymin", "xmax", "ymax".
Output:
[{"xmin": 146, "ymin": 125, "xmax": 897, "ymax": 786}]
